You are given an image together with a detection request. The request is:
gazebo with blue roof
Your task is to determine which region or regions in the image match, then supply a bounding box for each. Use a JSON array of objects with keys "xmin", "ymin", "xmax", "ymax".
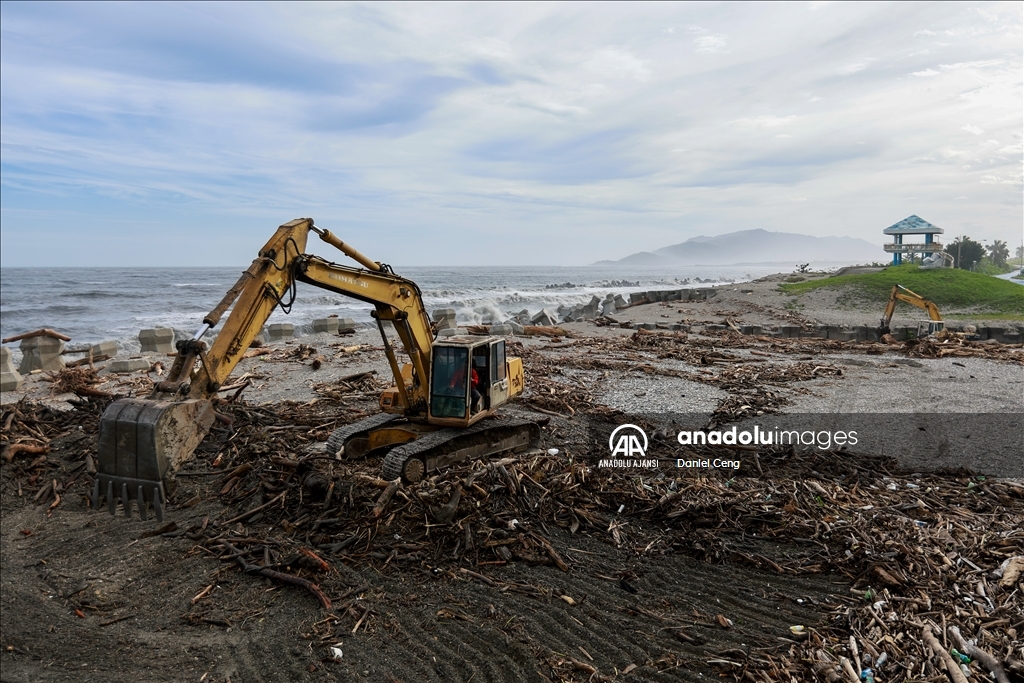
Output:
[{"xmin": 883, "ymin": 215, "xmax": 944, "ymax": 265}]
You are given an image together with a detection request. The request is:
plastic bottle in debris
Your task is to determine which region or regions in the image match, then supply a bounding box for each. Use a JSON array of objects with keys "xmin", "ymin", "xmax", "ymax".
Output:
[{"xmin": 860, "ymin": 668, "xmax": 874, "ymax": 683}]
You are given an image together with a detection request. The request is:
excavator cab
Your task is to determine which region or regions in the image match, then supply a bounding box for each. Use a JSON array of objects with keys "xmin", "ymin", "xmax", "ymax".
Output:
[
  {"xmin": 428, "ymin": 337, "xmax": 516, "ymax": 425},
  {"xmin": 916, "ymin": 320, "xmax": 945, "ymax": 338}
]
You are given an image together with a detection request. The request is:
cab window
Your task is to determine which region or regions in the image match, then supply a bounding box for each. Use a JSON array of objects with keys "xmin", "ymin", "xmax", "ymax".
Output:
[
  {"xmin": 490, "ymin": 341, "xmax": 506, "ymax": 382},
  {"xmin": 431, "ymin": 346, "xmax": 468, "ymax": 418}
]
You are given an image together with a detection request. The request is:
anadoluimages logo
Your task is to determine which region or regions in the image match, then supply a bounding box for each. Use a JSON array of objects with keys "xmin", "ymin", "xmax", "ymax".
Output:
[
  {"xmin": 609, "ymin": 424, "xmax": 648, "ymax": 457},
  {"xmin": 599, "ymin": 424, "xmax": 658, "ymax": 468}
]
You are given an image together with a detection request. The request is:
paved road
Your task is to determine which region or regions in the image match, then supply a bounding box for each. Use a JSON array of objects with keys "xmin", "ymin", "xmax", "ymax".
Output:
[{"xmin": 995, "ymin": 269, "xmax": 1024, "ymax": 285}]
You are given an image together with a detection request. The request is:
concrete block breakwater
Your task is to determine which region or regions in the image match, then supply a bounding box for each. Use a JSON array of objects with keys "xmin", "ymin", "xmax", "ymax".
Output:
[{"xmin": 1, "ymin": 286, "xmax": 1019, "ymax": 394}]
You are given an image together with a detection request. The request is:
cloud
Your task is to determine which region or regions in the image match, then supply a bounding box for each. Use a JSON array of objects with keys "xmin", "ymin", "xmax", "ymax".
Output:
[
  {"xmin": 939, "ymin": 59, "xmax": 1003, "ymax": 70},
  {"xmin": 841, "ymin": 59, "xmax": 876, "ymax": 75},
  {"xmin": 734, "ymin": 115, "xmax": 799, "ymax": 129},
  {"xmin": 686, "ymin": 25, "xmax": 728, "ymax": 54},
  {"xmin": 584, "ymin": 48, "xmax": 650, "ymax": 81},
  {"xmin": 517, "ymin": 100, "xmax": 589, "ymax": 117},
  {"xmin": 1, "ymin": 2, "xmax": 1021, "ymax": 266},
  {"xmin": 980, "ymin": 174, "xmax": 1022, "ymax": 185},
  {"xmin": 461, "ymin": 127, "xmax": 651, "ymax": 184}
]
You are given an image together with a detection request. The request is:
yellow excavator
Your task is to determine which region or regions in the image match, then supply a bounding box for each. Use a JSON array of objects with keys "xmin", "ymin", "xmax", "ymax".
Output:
[
  {"xmin": 876, "ymin": 284, "xmax": 943, "ymax": 340},
  {"xmin": 94, "ymin": 218, "xmax": 538, "ymax": 521}
]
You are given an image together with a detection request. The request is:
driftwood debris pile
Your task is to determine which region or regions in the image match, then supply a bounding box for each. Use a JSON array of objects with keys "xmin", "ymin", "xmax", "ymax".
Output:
[
  {"xmin": 1, "ymin": 393, "xmax": 1020, "ymax": 681},
  {"xmin": 45, "ymin": 366, "xmax": 112, "ymax": 398},
  {"xmin": 1, "ymin": 326, "xmax": 1021, "ymax": 680}
]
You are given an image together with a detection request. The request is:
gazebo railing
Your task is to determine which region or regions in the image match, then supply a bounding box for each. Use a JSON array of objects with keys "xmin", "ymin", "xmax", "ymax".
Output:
[{"xmin": 884, "ymin": 242, "xmax": 944, "ymax": 252}]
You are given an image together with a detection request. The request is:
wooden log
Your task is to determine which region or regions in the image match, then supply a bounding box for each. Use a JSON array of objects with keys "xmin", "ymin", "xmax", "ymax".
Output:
[
  {"xmin": 221, "ymin": 541, "xmax": 330, "ymax": 610},
  {"xmin": 3, "ymin": 443, "xmax": 49, "ymax": 463},
  {"xmin": 430, "ymin": 484, "xmax": 462, "ymax": 525},
  {"xmin": 216, "ymin": 380, "xmax": 251, "ymax": 393},
  {"xmin": 530, "ymin": 531, "xmax": 569, "ymax": 572},
  {"xmin": 522, "ymin": 325, "xmax": 569, "ymax": 337},
  {"xmin": 217, "ymin": 491, "xmax": 285, "ymax": 526},
  {"xmin": 2, "ymin": 328, "xmax": 71, "ymax": 343},
  {"xmin": 523, "ymin": 402, "xmax": 568, "ymax": 417},
  {"xmin": 838, "ymin": 658, "xmax": 859, "ymax": 683},
  {"xmin": 66, "ymin": 354, "xmax": 111, "ymax": 367},
  {"xmin": 569, "ymin": 658, "xmax": 596, "ymax": 675},
  {"xmin": 372, "ymin": 479, "xmax": 400, "ymax": 518},
  {"xmin": 352, "ymin": 474, "xmax": 392, "ymax": 489},
  {"xmin": 298, "ymin": 548, "xmax": 330, "ymax": 572},
  {"xmin": 948, "ymin": 625, "xmax": 1010, "ymax": 683},
  {"xmin": 459, "ymin": 568, "xmax": 495, "ymax": 586},
  {"xmin": 922, "ymin": 625, "xmax": 969, "ymax": 683},
  {"xmin": 338, "ymin": 371, "xmax": 375, "ymax": 383}
]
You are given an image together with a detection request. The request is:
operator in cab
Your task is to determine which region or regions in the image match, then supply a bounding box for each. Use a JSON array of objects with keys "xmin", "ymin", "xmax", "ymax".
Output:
[{"xmin": 450, "ymin": 363, "xmax": 483, "ymax": 414}]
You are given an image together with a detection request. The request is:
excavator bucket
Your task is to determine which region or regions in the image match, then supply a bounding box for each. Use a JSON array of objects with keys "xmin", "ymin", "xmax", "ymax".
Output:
[{"xmin": 93, "ymin": 398, "xmax": 215, "ymax": 521}]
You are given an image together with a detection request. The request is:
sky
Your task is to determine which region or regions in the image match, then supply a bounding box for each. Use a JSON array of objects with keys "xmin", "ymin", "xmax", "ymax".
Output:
[{"xmin": 0, "ymin": 1, "xmax": 1021, "ymax": 267}]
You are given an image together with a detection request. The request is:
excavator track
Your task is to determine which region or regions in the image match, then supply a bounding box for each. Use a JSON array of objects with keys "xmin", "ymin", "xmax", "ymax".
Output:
[
  {"xmin": 381, "ymin": 416, "xmax": 540, "ymax": 483},
  {"xmin": 325, "ymin": 413, "xmax": 403, "ymax": 458}
]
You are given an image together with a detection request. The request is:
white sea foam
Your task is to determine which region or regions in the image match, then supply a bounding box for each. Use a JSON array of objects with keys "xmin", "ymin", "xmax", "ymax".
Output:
[{"xmin": 0, "ymin": 264, "xmax": 783, "ymax": 354}]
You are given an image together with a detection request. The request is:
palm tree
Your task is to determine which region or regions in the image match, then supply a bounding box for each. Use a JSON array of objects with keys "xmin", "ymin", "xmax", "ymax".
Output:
[{"xmin": 987, "ymin": 240, "xmax": 1009, "ymax": 268}]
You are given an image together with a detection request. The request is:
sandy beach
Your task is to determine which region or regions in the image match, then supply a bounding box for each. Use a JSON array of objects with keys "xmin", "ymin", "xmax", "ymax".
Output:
[{"xmin": 1, "ymin": 276, "xmax": 1022, "ymax": 682}]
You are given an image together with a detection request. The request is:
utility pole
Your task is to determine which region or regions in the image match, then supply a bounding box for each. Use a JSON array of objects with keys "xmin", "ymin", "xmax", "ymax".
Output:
[{"xmin": 957, "ymin": 238, "xmax": 962, "ymax": 270}]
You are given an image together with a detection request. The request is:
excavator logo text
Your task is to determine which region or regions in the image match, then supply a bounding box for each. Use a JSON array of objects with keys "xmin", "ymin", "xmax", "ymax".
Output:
[{"xmin": 329, "ymin": 273, "xmax": 368, "ymax": 288}]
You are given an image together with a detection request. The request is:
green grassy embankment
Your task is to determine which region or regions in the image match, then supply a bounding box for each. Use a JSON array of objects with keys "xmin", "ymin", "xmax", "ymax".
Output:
[{"xmin": 780, "ymin": 264, "xmax": 1024, "ymax": 317}]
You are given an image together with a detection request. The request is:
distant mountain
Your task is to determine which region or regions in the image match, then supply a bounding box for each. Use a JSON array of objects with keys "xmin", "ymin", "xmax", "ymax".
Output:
[{"xmin": 597, "ymin": 229, "xmax": 882, "ymax": 266}]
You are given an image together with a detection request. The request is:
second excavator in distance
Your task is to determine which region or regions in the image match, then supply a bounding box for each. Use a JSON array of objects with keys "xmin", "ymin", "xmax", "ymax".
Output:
[
  {"xmin": 94, "ymin": 218, "xmax": 539, "ymax": 521},
  {"xmin": 876, "ymin": 284, "xmax": 944, "ymax": 340}
]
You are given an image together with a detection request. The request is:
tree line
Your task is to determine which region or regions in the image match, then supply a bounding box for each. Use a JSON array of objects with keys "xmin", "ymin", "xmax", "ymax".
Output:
[{"xmin": 943, "ymin": 237, "xmax": 1016, "ymax": 272}]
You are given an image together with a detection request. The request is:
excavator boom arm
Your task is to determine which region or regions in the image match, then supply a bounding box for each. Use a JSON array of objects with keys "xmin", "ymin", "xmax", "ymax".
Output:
[
  {"xmin": 181, "ymin": 220, "xmax": 432, "ymax": 406},
  {"xmin": 188, "ymin": 218, "xmax": 312, "ymax": 394},
  {"xmin": 95, "ymin": 217, "xmax": 436, "ymax": 520},
  {"xmin": 295, "ymin": 256, "xmax": 433, "ymax": 410},
  {"xmin": 893, "ymin": 292, "xmax": 941, "ymax": 321}
]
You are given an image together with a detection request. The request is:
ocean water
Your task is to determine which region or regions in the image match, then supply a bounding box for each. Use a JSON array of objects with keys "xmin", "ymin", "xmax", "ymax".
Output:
[{"xmin": 0, "ymin": 264, "xmax": 787, "ymax": 355}]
